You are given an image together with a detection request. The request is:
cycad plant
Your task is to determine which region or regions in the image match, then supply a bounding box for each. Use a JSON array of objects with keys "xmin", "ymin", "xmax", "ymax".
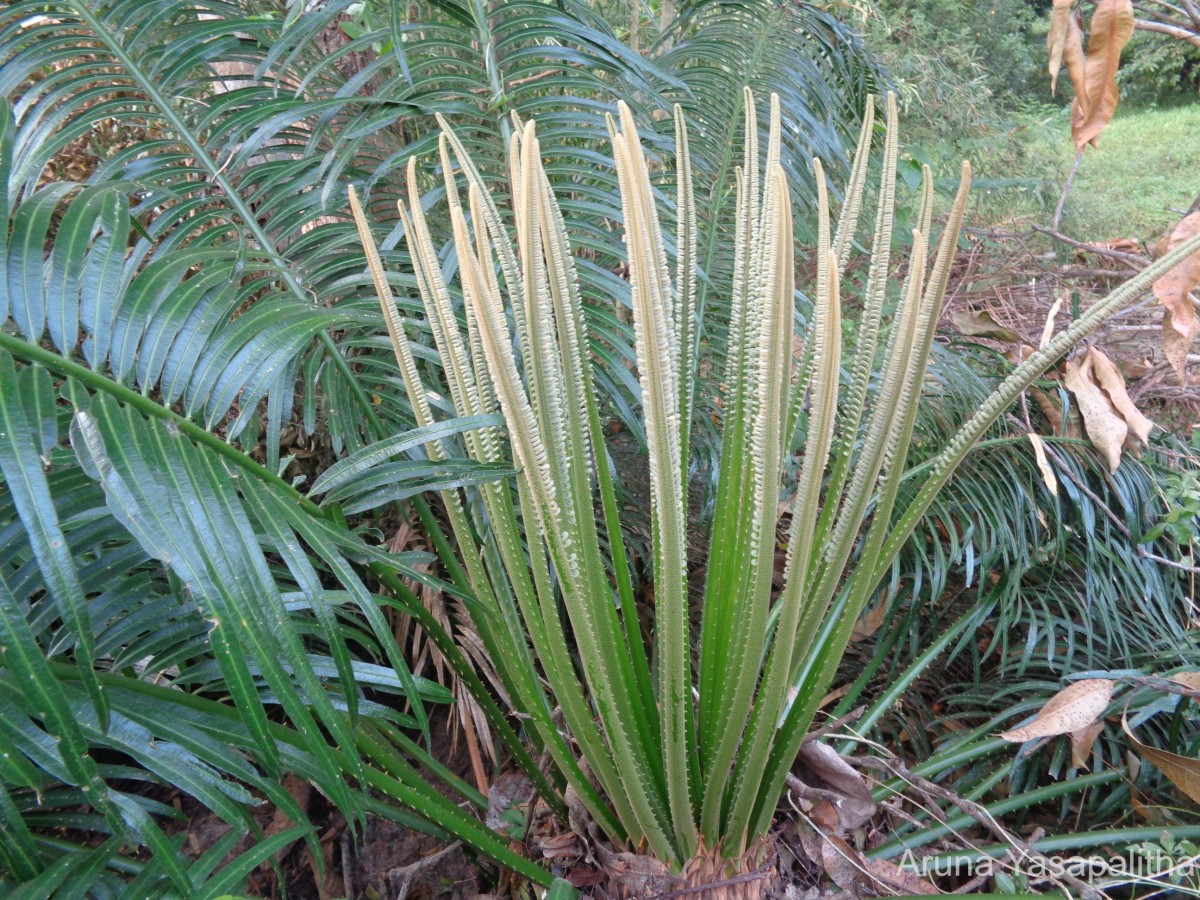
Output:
[
  {"xmin": 350, "ymin": 92, "xmax": 1200, "ymax": 888},
  {"xmin": 0, "ymin": 0, "xmax": 879, "ymax": 890}
]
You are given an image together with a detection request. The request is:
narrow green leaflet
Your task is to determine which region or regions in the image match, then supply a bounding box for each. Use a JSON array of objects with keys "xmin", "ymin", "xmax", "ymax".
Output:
[
  {"xmin": 69, "ymin": 397, "xmax": 361, "ymax": 815},
  {"xmin": 0, "ymin": 352, "xmax": 105, "ymax": 727}
]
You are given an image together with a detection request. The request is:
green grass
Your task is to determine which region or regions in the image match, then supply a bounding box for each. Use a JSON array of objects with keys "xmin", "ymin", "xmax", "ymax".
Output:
[
  {"xmin": 951, "ymin": 102, "xmax": 1200, "ymax": 239},
  {"xmin": 1058, "ymin": 102, "xmax": 1200, "ymax": 240}
]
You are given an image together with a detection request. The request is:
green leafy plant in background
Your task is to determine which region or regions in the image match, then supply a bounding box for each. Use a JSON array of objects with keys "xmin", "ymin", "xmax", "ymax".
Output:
[
  {"xmin": 1143, "ymin": 469, "xmax": 1200, "ymax": 555},
  {"xmin": 349, "ymin": 89, "xmax": 1200, "ymax": 886}
]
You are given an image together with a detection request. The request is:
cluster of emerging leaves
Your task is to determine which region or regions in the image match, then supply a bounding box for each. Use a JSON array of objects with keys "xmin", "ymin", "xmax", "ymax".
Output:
[{"xmin": 349, "ymin": 78, "xmax": 1200, "ymax": 898}]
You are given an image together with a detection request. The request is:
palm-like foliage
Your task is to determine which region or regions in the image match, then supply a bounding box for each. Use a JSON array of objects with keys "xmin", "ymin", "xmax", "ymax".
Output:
[
  {"xmin": 893, "ymin": 344, "xmax": 1200, "ymax": 676},
  {"xmin": 0, "ymin": 168, "xmax": 542, "ymax": 891},
  {"xmin": 310, "ymin": 0, "xmax": 880, "ymax": 432},
  {"xmin": 0, "ymin": 0, "xmax": 880, "ymax": 890},
  {"xmin": 5, "ymin": 0, "xmax": 1196, "ymax": 892}
]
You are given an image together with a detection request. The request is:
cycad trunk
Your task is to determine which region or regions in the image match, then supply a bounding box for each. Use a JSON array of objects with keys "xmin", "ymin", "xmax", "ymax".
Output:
[
  {"xmin": 680, "ymin": 843, "xmax": 777, "ymax": 900},
  {"xmin": 599, "ymin": 840, "xmax": 778, "ymax": 899}
]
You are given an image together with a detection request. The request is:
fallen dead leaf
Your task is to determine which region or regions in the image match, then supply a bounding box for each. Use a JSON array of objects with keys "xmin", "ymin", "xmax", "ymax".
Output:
[
  {"xmin": 810, "ymin": 800, "xmax": 841, "ymax": 832},
  {"xmin": 1169, "ymin": 671, "xmax": 1200, "ymax": 694},
  {"xmin": 998, "ymin": 679, "xmax": 1114, "ymax": 742},
  {"xmin": 265, "ymin": 774, "xmax": 312, "ymax": 862},
  {"xmin": 866, "ymin": 857, "xmax": 942, "ymax": 895},
  {"xmin": 1119, "ymin": 357, "xmax": 1154, "ymax": 379},
  {"xmin": 850, "ymin": 604, "xmax": 886, "ymax": 642},
  {"xmin": 1064, "ymin": 355, "xmax": 1127, "ymax": 472},
  {"xmin": 1088, "ymin": 347, "xmax": 1154, "ymax": 444},
  {"xmin": 815, "ymin": 683, "xmax": 850, "ymax": 711},
  {"xmin": 1031, "ymin": 384, "xmax": 1078, "ymax": 437},
  {"xmin": 1070, "ymin": 719, "xmax": 1105, "ymax": 770},
  {"xmin": 1128, "ymin": 750, "xmax": 1141, "ymax": 781},
  {"xmin": 952, "ymin": 308, "xmax": 1025, "ymax": 344},
  {"xmin": 1131, "ymin": 790, "xmax": 1170, "ymax": 824},
  {"xmin": 1028, "ymin": 432, "xmax": 1058, "ymax": 497},
  {"xmin": 795, "ymin": 742, "xmax": 877, "ymax": 830},
  {"xmin": 1100, "ymin": 236, "xmax": 1142, "ymax": 254},
  {"xmin": 1123, "ymin": 709, "xmax": 1200, "ymax": 805},
  {"xmin": 820, "ymin": 834, "xmax": 867, "ymax": 892},
  {"xmin": 1040, "ymin": 298, "xmax": 1064, "ymax": 349},
  {"xmin": 1152, "ymin": 211, "xmax": 1200, "ymax": 383}
]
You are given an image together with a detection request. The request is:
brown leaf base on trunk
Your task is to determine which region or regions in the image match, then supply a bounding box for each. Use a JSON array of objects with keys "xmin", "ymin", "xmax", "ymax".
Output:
[{"xmin": 593, "ymin": 838, "xmax": 778, "ymax": 899}]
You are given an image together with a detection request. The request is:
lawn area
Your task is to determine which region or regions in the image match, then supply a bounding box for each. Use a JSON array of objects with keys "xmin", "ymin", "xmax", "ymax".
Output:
[{"xmin": 1051, "ymin": 101, "xmax": 1200, "ymax": 240}]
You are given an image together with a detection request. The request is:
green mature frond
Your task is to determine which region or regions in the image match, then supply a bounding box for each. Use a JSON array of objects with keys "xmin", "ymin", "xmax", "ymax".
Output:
[
  {"xmin": 0, "ymin": 338, "xmax": 489, "ymax": 887},
  {"xmin": 0, "ymin": 3, "xmax": 564, "ymax": 879},
  {"xmin": 896, "ymin": 344, "xmax": 1199, "ymax": 676}
]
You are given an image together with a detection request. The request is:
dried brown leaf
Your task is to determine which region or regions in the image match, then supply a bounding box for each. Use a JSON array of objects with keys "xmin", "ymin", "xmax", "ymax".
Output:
[
  {"xmin": 1152, "ymin": 211, "xmax": 1200, "ymax": 383},
  {"xmin": 1048, "ymin": 0, "xmax": 1074, "ymax": 94},
  {"xmin": 820, "ymin": 834, "xmax": 867, "ymax": 892},
  {"xmin": 1071, "ymin": 0, "xmax": 1135, "ymax": 149},
  {"xmin": 1100, "ymin": 236, "xmax": 1142, "ymax": 253},
  {"xmin": 1164, "ymin": 307, "xmax": 1199, "ymax": 386},
  {"xmin": 815, "ymin": 683, "xmax": 850, "ymax": 711},
  {"xmin": 1070, "ymin": 719, "xmax": 1105, "ymax": 770},
  {"xmin": 1088, "ymin": 347, "xmax": 1154, "ymax": 444},
  {"xmin": 810, "ymin": 800, "xmax": 841, "ymax": 832},
  {"xmin": 865, "ymin": 857, "xmax": 942, "ymax": 895},
  {"xmin": 998, "ymin": 679, "xmax": 1114, "ymax": 742},
  {"xmin": 486, "ymin": 770, "xmax": 534, "ymax": 833},
  {"xmin": 1062, "ymin": 13, "xmax": 1088, "ymax": 107},
  {"xmin": 1131, "ymin": 787, "xmax": 1170, "ymax": 824},
  {"xmin": 1123, "ymin": 710, "xmax": 1200, "ymax": 805},
  {"xmin": 952, "ymin": 308, "xmax": 1025, "ymax": 344},
  {"xmin": 1027, "ymin": 432, "xmax": 1058, "ymax": 497},
  {"xmin": 264, "ymin": 774, "xmax": 312, "ymax": 861},
  {"xmin": 1041, "ymin": 298, "xmax": 1064, "ymax": 349},
  {"xmin": 850, "ymin": 604, "xmax": 886, "ymax": 642},
  {"xmin": 795, "ymin": 742, "xmax": 877, "ymax": 830},
  {"xmin": 1031, "ymin": 384, "xmax": 1080, "ymax": 437},
  {"xmin": 1064, "ymin": 356, "xmax": 1128, "ymax": 472},
  {"xmin": 1170, "ymin": 671, "xmax": 1200, "ymax": 693}
]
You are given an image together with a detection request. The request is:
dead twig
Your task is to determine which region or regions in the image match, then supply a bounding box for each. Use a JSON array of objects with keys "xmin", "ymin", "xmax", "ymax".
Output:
[
  {"xmin": 1053, "ymin": 149, "xmax": 1084, "ymax": 233},
  {"xmin": 1057, "ymin": 268, "xmax": 1139, "ymax": 280},
  {"xmin": 802, "ymin": 706, "xmax": 866, "ymax": 745},
  {"xmin": 1032, "ymin": 225, "xmax": 1149, "ymax": 270},
  {"xmin": 1120, "ymin": 673, "xmax": 1200, "ymax": 698},
  {"xmin": 853, "ymin": 756, "xmax": 1106, "ymax": 899},
  {"xmin": 388, "ymin": 841, "xmax": 462, "ymax": 900},
  {"xmin": 785, "ymin": 773, "xmax": 860, "ymax": 809}
]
